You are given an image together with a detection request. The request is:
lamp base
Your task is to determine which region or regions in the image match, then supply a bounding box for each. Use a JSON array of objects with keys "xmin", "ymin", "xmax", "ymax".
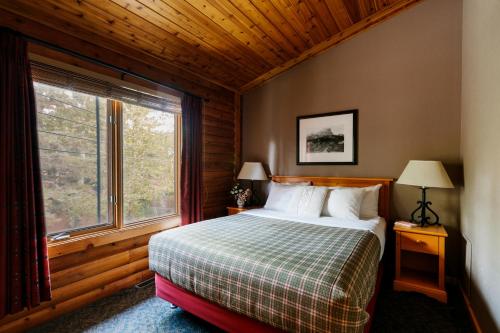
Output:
[
  {"xmin": 248, "ymin": 180, "xmax": 261, "ymax": 206},
  {"xmin": 410, "ymin": 187, "xmax": 440, "ymax": 227}
]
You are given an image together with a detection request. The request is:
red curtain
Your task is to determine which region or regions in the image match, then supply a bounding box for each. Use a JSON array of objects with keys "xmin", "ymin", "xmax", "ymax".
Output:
[
  {"xmin": 0, "ymin": 28, "xmax": 52, "ymax": 318},
  {"xmin": 180, "ymin": 94, "xmax": 203, "ymax": 225}
]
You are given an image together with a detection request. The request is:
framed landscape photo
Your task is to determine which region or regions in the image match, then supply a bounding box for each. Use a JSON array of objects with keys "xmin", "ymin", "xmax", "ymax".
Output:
[{"xmin": 297, "ymin": 110, "xmax": 358, "ymax": 165}]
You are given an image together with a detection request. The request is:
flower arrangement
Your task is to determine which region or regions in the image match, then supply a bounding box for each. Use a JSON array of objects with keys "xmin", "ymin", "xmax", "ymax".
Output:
[
  {"xmin": 230, "ymin": 183, "xmax": 252, "ymax": 208},
  {"xmin": 230, "ymin": 183, "xmax": 244, "ymax": 198}
]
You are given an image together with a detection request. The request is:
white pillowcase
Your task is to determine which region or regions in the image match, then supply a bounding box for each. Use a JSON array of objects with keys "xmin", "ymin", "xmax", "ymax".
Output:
[
  {"xmin": 359, "ymin": 184, "xmax": 382, "ymax": 219},
  {"xmin": 264, "ymin": 182, "xmax": 304, "ymax": 212},
  {"xmin": 322, "ymin": 184, "xmax": 382, "ymax": 219},
  {"xmin": 322, "ymin": 187, "xmax": 365, "ymax": 220},
  {"xmin": 286, "ymin": 186, "xmax": 328, "ymax": 218}
]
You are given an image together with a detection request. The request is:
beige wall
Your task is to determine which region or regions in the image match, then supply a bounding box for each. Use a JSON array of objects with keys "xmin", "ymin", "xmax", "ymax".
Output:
[
  {"xmin": 242, "ymin": 0, "xmax": 462, "ymax": 274},
  {"xmin": 461, "ymin": 0, "xmax": 500, "ymax": 331}
]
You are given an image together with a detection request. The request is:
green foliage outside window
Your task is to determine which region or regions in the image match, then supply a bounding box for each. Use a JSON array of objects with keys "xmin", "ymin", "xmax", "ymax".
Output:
[{"xmin": 34, "ymin": 82, "xmax": 177, "ymax": 234}]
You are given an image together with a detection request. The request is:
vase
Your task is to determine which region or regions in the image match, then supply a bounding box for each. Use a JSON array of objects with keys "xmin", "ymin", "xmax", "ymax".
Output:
[{"xmin": 236, "ymin": 197, "xmax": 245, "ymax": 208}]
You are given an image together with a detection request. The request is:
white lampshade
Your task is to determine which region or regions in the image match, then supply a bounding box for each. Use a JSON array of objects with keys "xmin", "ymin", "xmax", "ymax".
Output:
[
  {"xmin": 237, "ymin": 162, "xmax": 268, "ymax": 181},
  {"xmin": 397, "ymin": 160, "xmax": 454, "ymax": 188}
]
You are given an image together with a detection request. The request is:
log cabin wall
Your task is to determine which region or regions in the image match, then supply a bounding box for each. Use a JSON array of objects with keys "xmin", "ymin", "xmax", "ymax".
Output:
[
  {"xmin": 0, "ymin": 12, "xmax": 238, "ymax": 333},
  {"xmin": 0, "ymin": 233, "xmax": 155, "ymax": 332}
]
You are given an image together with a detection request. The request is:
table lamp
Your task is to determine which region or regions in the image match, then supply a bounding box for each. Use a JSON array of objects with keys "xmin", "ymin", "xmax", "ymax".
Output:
[
  {"xmin": 397, "ymin": 160, "xmax": 454, "ymax": 226},
  {"xmin": 237, "ymin": 162, "xmax": 268, "ymax": 205}
]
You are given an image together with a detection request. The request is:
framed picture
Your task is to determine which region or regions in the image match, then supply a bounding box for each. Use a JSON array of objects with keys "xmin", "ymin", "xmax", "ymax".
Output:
[{"xmin": 296, "ymin": 110, "xmax": 358, "ymax": 165}]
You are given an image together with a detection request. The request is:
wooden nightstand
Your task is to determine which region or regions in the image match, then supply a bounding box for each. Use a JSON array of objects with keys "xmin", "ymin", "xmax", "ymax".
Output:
[
  {"xmin": 394, "ymin": 224, "xmax": 448, "ymax": 303},
  {"xmin": 226, "ymin": 206, "xmax": 260, "ymax": 215}
]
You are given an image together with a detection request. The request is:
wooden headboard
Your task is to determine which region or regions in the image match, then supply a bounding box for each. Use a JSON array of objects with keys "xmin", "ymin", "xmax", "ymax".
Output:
[{"xmin": 271, "ymin": 176, "xmax": 393, "ymax": 221}]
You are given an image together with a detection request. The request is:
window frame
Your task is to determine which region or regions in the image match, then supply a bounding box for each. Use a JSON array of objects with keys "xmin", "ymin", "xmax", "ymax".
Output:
[{"xmin": 33, "ymin": 79, "xmax": 182, "ymax": 241}]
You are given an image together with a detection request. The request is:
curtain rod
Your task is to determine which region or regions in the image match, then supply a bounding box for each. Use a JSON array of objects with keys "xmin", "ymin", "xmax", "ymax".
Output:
[{"xmin": 24, "ymin": 34, "xmax": 197, "ymax": 99}]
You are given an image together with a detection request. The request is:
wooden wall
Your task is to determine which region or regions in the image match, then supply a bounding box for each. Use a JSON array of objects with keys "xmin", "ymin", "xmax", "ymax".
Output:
[
  {"xmin": 203, "ymin": 93, "xmax": 239, "ymax": 219},
  {"xmin": 0, "ymin": 12, "xmax": 238, "ymax": 332},
  {"xmin": 0, "ymin": 229, "xmax": 162, "ymax": 332}
]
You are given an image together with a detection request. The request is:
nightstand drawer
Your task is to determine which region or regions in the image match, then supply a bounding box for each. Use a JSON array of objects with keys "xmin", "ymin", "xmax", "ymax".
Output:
[{"xmin": 400, "ymin": 232, "xmax": 439, "ymax": 254}]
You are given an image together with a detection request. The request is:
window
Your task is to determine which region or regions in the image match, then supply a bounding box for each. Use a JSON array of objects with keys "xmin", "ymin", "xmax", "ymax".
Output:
[
  {"xmin": 35, "ymin": 83, "xmax": 109, "ymax": 234},
  {"xmin": 33, "ymin": 62, "xmax": 181, "ymax": 236},
  {"xmin": 122, "ymin": 103, "xmax": 178, "ymax": 223}
]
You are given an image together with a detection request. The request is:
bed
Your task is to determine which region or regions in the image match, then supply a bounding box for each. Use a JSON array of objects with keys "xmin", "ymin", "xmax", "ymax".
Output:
[{"xmin": 149, "ymin": 176, "xmax": 392, "ymax": 333}]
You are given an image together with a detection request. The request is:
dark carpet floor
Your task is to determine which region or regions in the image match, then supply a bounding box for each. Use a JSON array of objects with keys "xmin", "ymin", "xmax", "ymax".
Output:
[
  {"xmin": 30, "ymin": 283, "xmax": 473, "ymax": 333},
  {"xmin": 371, "ymin": 286, "xmax": 473, "ymax": 333}
]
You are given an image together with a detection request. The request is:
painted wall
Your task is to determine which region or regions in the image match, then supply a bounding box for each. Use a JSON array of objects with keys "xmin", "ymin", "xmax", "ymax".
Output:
[
  {"xmin": 242, "ymin": 0, "xmax": 462, "ymax": 274},
  {"xmin": 461, "ymin": 0, "xmax": 500, "ymax": 331}
]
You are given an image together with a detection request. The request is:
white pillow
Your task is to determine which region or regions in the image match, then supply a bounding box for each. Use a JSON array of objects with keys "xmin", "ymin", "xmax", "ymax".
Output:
[
  {"xmin": 286, "ymin": 186, "xmax": 328, "ymax": 218},
  {"xmin": 264, "ymin": 182, "xmax": 304, "ymax": 212},
  {"xmin": 359, "ymin": 184, "xmax": 382, "ymax": 219},
  {"xmin": 323, "ymin": 187, "xmax": 365, "ymax": 220}
]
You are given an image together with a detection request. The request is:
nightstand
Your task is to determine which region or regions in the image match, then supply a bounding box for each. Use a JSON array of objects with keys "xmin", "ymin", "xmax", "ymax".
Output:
[
  {"xmin": 226, "ymin": 206, "xmax": 260, "ymax": 216},
  {"xmin": 393, "ymin": 224, "xmax": 448, "ymax": 303}
]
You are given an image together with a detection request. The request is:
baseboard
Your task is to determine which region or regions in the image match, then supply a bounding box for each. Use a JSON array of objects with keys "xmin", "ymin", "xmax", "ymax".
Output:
[
  {"xmin": 135, "ymin": 277, "xmax": 155, "ymax": 289},
  {"xmin": 459, "ymin": 284, "xmax": 482, "ymax": 333}
]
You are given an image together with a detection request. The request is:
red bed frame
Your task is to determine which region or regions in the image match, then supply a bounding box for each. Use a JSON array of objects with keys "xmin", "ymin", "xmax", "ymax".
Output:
[
  {"xmin": 155, "ymin": 264, "xmax": 383, "ymax": 333},
  {"xmin": 155, "ymin": 176, "xmax": 391, "ymax": 332}
]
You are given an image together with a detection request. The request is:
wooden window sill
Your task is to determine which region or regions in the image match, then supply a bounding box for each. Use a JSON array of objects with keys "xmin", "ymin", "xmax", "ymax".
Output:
[{"xmin": 48, "ymin": 215, "xmax": 180, "ymax": 258}]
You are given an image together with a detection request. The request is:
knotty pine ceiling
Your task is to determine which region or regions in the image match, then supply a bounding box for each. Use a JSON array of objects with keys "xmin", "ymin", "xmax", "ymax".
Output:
[{"xmin": 0, "ymin": 0, "xmax": 420, "ymax": 92}]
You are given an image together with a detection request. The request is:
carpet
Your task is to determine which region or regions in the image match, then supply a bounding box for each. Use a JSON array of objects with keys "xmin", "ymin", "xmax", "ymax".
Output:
[
  {"xmin": 30, "ymin": 283, "xmax": 473, "ymax": 333},
  {"xmin": 372, "ymin": 287, "xmax": 473, "ymax": 333}
]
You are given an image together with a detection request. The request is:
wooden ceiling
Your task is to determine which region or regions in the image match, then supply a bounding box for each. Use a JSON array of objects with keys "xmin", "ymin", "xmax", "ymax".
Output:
[{"xmin": 0, "ymin": 0, "xmax": 420, "ymax": 92}]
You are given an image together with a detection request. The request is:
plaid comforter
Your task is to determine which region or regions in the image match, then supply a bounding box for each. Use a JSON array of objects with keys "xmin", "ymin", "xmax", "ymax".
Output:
[{"xmin": 149, "ymin": 213, "xmax": 380, "ymax": 333}]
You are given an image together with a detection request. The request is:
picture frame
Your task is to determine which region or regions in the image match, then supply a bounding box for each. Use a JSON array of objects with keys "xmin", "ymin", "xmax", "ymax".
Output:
[{"xmin": 296, "ymin": 109, "xmax": 358, "ymax": 165}]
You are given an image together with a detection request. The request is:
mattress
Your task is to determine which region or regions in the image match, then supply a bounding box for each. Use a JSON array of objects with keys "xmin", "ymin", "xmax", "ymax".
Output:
[
  {"xmin": 243, "ymin": 209, "xmax": 386, "ymax": 259},
  {"xmin": 149, "ymin": 212, "xmax": 382, "ymax": 333}
]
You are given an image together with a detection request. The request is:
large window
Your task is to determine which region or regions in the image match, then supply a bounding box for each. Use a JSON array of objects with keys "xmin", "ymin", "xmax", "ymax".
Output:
[{"xmin": 33, "ymin": 63, "xmax": 181, "ymax": 236}]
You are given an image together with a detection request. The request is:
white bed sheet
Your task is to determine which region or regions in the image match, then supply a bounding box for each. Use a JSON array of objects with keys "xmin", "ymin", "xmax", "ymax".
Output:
[{"xmin": 241, "ymin": 208, "xmax": 386, "ymax": 260}]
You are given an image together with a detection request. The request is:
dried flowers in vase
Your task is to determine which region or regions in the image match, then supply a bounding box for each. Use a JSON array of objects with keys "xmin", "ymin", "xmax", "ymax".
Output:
[{"xmin": 230, "ymin": 183, "xmax": 252, "ymax": 208}]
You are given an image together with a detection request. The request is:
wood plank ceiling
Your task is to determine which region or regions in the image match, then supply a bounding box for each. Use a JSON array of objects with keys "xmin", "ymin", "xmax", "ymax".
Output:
[{"xmin": 0, "ymin": 0, "xmax": 420, "ymax": 92}]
